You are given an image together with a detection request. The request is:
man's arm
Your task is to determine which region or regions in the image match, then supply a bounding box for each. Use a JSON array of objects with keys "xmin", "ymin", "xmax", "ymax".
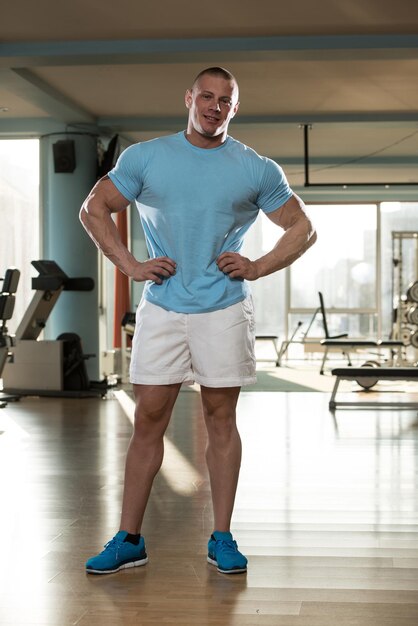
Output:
[
  {"xmin": 216, "ymin": 194, "xmax": 316, "ymax": 280},
  {"xmin": 80, "ymin": 176, "xmax": 176, "ymax": 284}
]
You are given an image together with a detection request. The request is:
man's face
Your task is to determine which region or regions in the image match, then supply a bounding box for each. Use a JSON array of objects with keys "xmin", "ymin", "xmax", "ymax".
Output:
[{"xmin": 185, "ymin": 74, "xmax": 239, "ymax": 144}]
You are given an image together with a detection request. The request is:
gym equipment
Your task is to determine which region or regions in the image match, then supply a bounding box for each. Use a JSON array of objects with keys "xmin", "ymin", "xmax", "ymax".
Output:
[
  {"xmin": 407, "ymin": 280, "xmax": 418, "ymax": 303},
  {"xmin": 2, "ymin": 260, "xmax": 107, "ymax": 398},
  {"xmin": 277, "ymin": 292, "xmax": 350, "ymax": 366},
  {"xmin": 277, "ymin": 291, "xmax": 403, "ymax": 373},
  {"xmin": 0, "ymin": 268, "xmax": 20, "ymax": 407},
  {"xmin": 411, "ymin": 330, "xmax": 418, "ymax": 349},
  {"xmin": 330, "ymin": 234, "xmax": 418, "ymax": 403},
  {"xmin": 355, "ymin": 360, "xmax": 381, "ymax": 390},
  {"xmin": 329, "ymin": 365, "xmax": 418, "ymax": 410},
  {"xmin": 276, "ymin": 321, "xmax": 303, "ymax": 366},
  {"xmin": 391, "ymin": 231, "xmax": 418, "ymax": 361},
  {"xmin": 407, "ymin": 305, "xmax": 418, "ymax": 325},
  {"xmin": 317, "ymin": 291, "xmax": 403, "ymax": 375}
]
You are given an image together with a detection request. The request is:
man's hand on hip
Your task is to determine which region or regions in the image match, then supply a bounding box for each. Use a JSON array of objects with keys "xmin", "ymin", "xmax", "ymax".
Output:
[
  {"xmin": 216, "ymin": 252, "xmax": 259, "ymax": 281},
  {"xmin": 132, "ymin": 257, "xmax": 177, "ymax": 284}
]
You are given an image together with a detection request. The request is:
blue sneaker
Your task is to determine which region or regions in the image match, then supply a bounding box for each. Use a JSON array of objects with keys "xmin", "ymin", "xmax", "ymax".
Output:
[
  {"xmin": 207, "ymin": 531, "xmax": 248, "ymax": 574},
  {"xmin": 85, "ymin": 530, "xmax": 148, "ymax": 574}
]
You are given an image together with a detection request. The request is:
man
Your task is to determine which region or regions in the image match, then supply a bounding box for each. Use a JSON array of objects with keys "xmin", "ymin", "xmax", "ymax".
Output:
[{"xmin": 80, "ymin": 67, "xmax": 316, "ymax": 575}]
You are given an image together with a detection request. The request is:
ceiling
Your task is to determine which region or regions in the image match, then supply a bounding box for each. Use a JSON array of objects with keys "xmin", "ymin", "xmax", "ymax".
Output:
[{"xmin": 1, "ymin": 0, "xmax": 418, "ymax": 191}]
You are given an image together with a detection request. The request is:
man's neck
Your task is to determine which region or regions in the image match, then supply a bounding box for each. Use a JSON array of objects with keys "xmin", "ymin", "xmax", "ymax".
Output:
[{"xmin": 184, "ymin": 129, "xmax": 227, "ymax": 149}]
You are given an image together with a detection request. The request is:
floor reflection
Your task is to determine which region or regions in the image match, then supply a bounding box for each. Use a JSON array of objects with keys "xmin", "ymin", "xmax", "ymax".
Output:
[{"xmin": 0, "ymin": 388, "xmax": 417, "ymax": 624}]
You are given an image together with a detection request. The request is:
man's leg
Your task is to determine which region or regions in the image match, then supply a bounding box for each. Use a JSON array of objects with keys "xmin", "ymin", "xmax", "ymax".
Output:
[
  {"xmin": 200, "ymin": 385, "xmax": 241, "ymax": 532},
  {"xmin": 85, "ymin": 383, "xmax": 181, "ymax": 574},
  {"xmin": 119, "ymin": 383, "xmax": 182, "ymax": 534}
]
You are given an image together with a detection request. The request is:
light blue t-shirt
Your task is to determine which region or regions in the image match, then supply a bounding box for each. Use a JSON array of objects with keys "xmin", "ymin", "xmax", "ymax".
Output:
[{"xmin": 109, "ymin": 131, "xmax": 293, "ymax": 313}]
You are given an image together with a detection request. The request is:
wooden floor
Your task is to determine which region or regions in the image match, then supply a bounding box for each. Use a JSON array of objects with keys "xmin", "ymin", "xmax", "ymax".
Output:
[{"xmin": 1, "ymin": 382, "xmax": 418, "ymax": 625}]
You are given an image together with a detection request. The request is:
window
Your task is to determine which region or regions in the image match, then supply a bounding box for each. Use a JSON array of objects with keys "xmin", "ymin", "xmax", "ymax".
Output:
[
  {"xmin": 380, "ymin": 202, "xmax": 418, "ymax": 338},
  {"xmin": 0, "ymin": 139, "xmax": 40, "ymax": 332},
  {"xmin": 290, "ymin": 204, "xmax": 378, "ymax": 337},
  {"xmin": 242, "ymin": 212, "xmax": 286, "ymax": 336}
]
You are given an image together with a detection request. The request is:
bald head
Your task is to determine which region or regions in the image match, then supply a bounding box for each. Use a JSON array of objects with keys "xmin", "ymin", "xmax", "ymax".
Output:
[{"xmin": 192, "ymin": 67, "xmax": 239, "ymax": 101}]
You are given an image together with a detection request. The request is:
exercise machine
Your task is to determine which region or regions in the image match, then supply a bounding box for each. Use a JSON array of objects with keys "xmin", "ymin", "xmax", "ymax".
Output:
[
  {"xmin": 2, "ymin": 260, "xmax": 107, "ymax": 397},
  {"xmin": 0, "ymin": 268, "xmax": 20, "ymax": 407},
  {"xmin": 391, "ymin": 231, "xmax": 418, "ymax": 357}
]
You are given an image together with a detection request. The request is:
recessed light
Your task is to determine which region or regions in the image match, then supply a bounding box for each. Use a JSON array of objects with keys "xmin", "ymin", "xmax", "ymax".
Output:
[{"xmin": 0, "ymin": 106, "xmax": 9, "ymax": 113}]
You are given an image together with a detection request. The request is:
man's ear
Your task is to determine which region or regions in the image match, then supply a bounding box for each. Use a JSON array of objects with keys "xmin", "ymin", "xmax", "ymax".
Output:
[
  {"xmin": 185, "ymin": 89, "xmax": 192, "ymax": 109},
  {"xmin": 231, "ymin": 101, "xmax": 240, "ymax": 118}
]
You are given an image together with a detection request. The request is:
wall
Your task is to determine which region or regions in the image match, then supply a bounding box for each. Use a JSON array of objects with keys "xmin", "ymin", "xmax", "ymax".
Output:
[{"xmin": 40, "ymin": 131, "xmax": 100, "ymax": 379}]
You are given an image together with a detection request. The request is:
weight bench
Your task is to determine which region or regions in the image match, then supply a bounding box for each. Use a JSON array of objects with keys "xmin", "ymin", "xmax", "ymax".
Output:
[
  {"xmin": 0, "ymin": 268, "xmax": 20, "ymax": 407},
  {"xmin": 320, "ymin": 339, "xmax": 404, "ymax": 375},
  {"xmin": 329, "ymin": 366, "xmax": 418, "ymax": 410}
]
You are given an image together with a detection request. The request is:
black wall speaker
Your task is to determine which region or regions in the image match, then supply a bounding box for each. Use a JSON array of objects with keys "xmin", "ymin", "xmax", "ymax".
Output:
[{"xmin": 53, "ymin": 139, "xmax": 76, "ymax": 173}]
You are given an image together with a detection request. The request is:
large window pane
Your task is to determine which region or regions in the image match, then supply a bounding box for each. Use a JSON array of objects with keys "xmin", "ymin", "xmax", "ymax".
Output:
[
  {"xmin": 242, "ymin": 212, "xmax": 286, "ymax": 336},
  {"xmin": 381, "ymin": 202, "xmax": 418, "ymax": 339},
  {"xmin": 0, "ymin": 139, "xmax": 40, "ymax": 332},
  {"xmin": 237, "ymin": 201, "xmax": 417, "ymax": 345},
  {"xmin": 291, "ymin": 204, "xmax": 377, "ymax": 310},
  {"xmin": 290, "ymin": 204, "xmax": 377, "ymax": 338}
]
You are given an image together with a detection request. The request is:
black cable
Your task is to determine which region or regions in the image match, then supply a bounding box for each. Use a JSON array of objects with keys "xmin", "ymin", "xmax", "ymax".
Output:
[{"xmin": 294, "ymin": 127, "xmax": 418, "ymax": 175}]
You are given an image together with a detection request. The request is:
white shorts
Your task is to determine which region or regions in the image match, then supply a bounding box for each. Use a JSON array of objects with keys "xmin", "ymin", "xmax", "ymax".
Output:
[{"xmin": 129, "ymin": 297, "xmax": 256, "ymax": 388}]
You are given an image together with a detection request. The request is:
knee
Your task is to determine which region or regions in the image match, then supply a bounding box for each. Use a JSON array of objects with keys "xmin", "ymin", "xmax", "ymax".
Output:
[
  {"xmin": 135, "ymin": 386, "xmax": 177, "ymax": 420},
  {"xmin": 201, "ymin": 387, "xmax": 240, "ymax": 441},
  {"xmin": 204, "ymin": 406, "xmax": 237, "ymax": 442},
  {"xmin": 133, "ymin": 400, "xmax": 171, "ymax": 438}
]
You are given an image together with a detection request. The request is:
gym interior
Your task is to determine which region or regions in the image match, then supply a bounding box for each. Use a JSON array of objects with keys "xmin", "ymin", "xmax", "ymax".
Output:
[{"xmin": 1, "ymin": 3, "xmax": 418, "ymax": 625}]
